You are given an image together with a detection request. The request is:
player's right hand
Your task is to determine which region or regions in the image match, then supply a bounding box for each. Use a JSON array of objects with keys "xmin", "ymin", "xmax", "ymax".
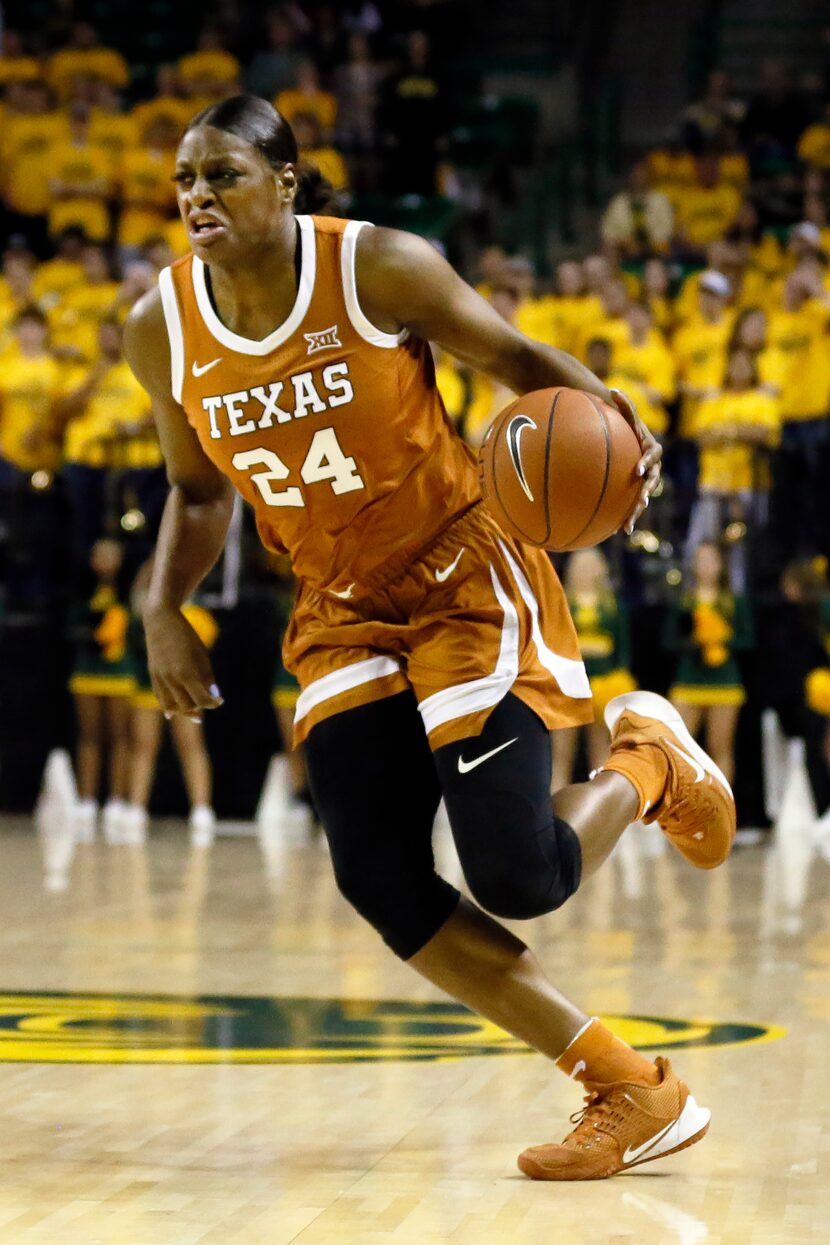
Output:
[{"xmin": 144, "ymin": 606, "xmax": 224, "ymax": 723}]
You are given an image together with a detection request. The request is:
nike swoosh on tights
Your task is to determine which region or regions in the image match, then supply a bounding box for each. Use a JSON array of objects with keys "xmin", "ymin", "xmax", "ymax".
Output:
[
  {"xmin": 622, "ymin": 1117, "xmax": 677, "ymax": 1165},
  {"xmin": 457, "ymin": 737, "xmax": 518, "ymax": 774},
  {"xmin": 665, "ymin": 739, "xmax": 705, "ymax": 784}
]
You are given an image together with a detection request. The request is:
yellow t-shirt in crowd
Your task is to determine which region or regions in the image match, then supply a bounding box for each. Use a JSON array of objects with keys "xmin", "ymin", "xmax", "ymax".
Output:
[
  {"xmin": 275, "ymin": 88, "xmax": 337, "ymax": 132},
  {"xmin": 0, "ymin": 349, "xmax": 65, "ymax": 471},
  {"xmin": 718, "ymin": 153, "xmax": 749, "ymax": 189},
  {"xmin": 645, "ymin": 294, "xmax": 673, "ymax": 334},
  {"xmin": 548, "ymin": 295, "xmax": 604, "ymax": 355},
  {"xmin": 515, "ymin": 295, "xmax": 558, "ymax": 347},
  {"xmin": 693, "ymin": 389, "xmax": 781, "ymax": 492},
  {"xmin": 131, "ymin": 96, "xmax": 193, "ymax": 143},
  {"xmin": 647, "ymin": 149, "xmax": 696, "ymax": 199},
  {"xmin": 798, "ymin": 123, "xmax": 830, "ymax": 170},
  {"xmin": 673, "ymin": 316, "xmax": 733, "ymax": 434},
  {"xmin": 305, "ymin": 145, "xmax": 348, "ymax": 191},
  {"xmin": 63, "ymin": 360, "xmax": 159, "ymax": 468},
  {"xmin": 766, "ymin": 300, "xmax": 830, "ymax": 420},
  {"xmin": 2, "ymin": 111, "xmax": 71, "ymax": 215},
  {"xmin": 607, "ymin": 369, "xmax": 668, "ymax": 437},
  {"xmin": 49, "ymin": 282, "xmax": 120, "ymax": 362},
  {"xmin": 611, "ymin": 331, "xmax": 676, "ymax": 403},
  {"xmin": 675, "ymin": 184, "xmax": 741, "ymax": 247},
  {"xmin": 48, "ymin": 140, "xmax": 114, "ymax": 241},
  {"xmin": 118, "ymin": 146, "xmax": 176, "ymax": 246},
  {"xmin": 0, "ymin": 56, "xmax": 42, "ymax": 85},
  {"xmin": 178, "ymin": 50, "xmax": 240, "ymax": 88},
  {"xmin": 31, "ymin": 258, "xmax": 86, "ymax": 310},
  {"xmin": 48, "ymin": 47, "xmax": 129, "ymax": 100},
  {"xmin": 573, "ymin": 313, "xmax": 631, "ymax": 363},
  {"xmin": 89, "ymin": 108, "xmax": 137, "ymax": 171}
]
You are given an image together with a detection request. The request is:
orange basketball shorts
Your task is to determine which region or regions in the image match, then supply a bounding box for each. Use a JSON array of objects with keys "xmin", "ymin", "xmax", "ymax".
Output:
[{"xmin": 284, "ymin": 503, "xmax": 594, "ymax": 749}]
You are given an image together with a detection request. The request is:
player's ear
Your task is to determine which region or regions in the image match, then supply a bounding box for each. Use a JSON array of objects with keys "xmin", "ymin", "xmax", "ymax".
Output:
[{"xmin": 278, "ymin": 163, "xmax": 297, "ymax": 204}]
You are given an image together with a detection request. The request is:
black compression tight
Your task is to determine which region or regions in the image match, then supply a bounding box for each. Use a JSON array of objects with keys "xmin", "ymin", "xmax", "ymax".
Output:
[{"xmin": 304, "ymin": 691, "xmax": 582, "ymax": 960}]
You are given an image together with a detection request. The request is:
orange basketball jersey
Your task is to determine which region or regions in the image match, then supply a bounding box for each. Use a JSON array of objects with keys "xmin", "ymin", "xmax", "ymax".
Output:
[{"xmin": 158, "ymin": 214, "xmax": 481, "ymax": 596}]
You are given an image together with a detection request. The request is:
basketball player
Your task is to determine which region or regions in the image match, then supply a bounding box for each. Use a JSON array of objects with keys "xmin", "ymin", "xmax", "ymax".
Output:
[{"xmin": 123, "ymin": 97, "xmax": 735, "ymax": 1180}]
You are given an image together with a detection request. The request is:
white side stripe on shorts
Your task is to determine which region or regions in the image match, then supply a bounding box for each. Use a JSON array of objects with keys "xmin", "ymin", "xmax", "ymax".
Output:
[
  {"xmin": 294, "ymin": 656, "xmax": 402, "ymax": 724},
  {"xmin": 418, "ymin": 566, "xmax": 519, "ymax": 735},
  {"xmin": 498, "ymin": 540, "xmax": 591, "ymax": 699}
]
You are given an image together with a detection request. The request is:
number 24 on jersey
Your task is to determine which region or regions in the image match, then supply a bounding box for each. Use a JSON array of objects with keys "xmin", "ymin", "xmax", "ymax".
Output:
[{"xmin": 232, "ymin": 426, "xmax": 364, "ymax": 507}]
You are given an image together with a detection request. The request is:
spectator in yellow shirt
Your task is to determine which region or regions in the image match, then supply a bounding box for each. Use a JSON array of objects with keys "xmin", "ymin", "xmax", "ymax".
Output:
[
  {"xmin": 586, "ymin": 336, "xmax": 668, "ymax": 438},
  {"xmin": 31, "ymin": 226, "xmax": 86, "ymax": 309},
  {"xmin": 674, "ymin": 154, "xmax": 742, "ymax": 256},
  {"xmin": 767, "ymin": 268, "xmax": 830, "ymax": 559},
  {"xmin": 473, "ymin": 244, "xmax": 508, "ymax": 299},
  {"xmin": 48, "ymin": 103, "xmax": 114, "ymax": 243},
  {"xmin": 798, "ymin": 101, "xmax": 830, "ymax": 171},
  {"xmin": 500, "ymin": 255, "xmax": 557, "ymax": 347},
  {"xmin": 276, "ymin": 60, "xmax": 338, "ymax": 138},
  {"xmin": 131, "ymin": 66, "xmax": 192, "ymax": 143},
  {"xmin": 612, "ymin": 301, "xmax": 676, "ymax": 407},
  {"xmin": 49, "ymin": 243, "xmax": 120, "ymax": 364},
  {"xmin": 117, "ymin": 115, "xmax": 179, "ymax": 256},
  {"xmin": 2, "ymin": 80, "xmax": 70, "ymax": 253},
  {"xmin": 573, "ymin": 278, "xmax": 631, "ymax": 362},
  {"xmin": 548, "ymin": 260, "xmax": 602, "ymax": 355},
  {"xmin": 178, "ymin": 30, "xmax": 240, "ymax": 103},
  {"xmin": 673, "ymin": 269, "xmax": 734, "ymax": 434},
  {"xmin": 727, "ymin": 306, "xmax": 784, "ymax": 395},
  {"xmin": 600, "ymin": 160, "xmax": 673, "ymax": 258},
  {"xmin": 0, "ymin": 248, "xmax": 38, "ymax": 349},
  {"xmin": 688, "ymin": 348, "xmax": 780, "ymax": 590},
  {"xmin": 88, "ymin": 82, "xmax": 136, "ymax": 172},
  {"xmin": 292, "ymin": 112, "xmax": 348, "ymax": 193},
  {"xmin": 642, "ymin": 258, "xmax": 673, "ymax": 333},
  {"xmin": 60, "ymin": 318, "xmax": 162, "ymax": 564},
  {"xmin": 47, "ymin": 22, "xmax": 128, "ymax": 103},
  {"xmin": 0, "ymin": 306, "xmax": 64, "ymax": 477},
  {"xmin": 0, "ymin": 31, "xmax": 42, "ymax": 88}
]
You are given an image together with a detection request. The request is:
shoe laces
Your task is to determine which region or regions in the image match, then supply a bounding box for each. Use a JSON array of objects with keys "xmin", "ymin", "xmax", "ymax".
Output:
[{"xmin": 565, "ymin": 1084, "xmax": 626, "ymax": 1148}]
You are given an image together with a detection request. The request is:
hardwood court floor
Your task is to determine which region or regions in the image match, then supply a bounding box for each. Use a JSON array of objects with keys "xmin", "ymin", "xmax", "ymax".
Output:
[{"xmin": 0, "ymin": 797, "xmax": 828, "ymax": 1245}]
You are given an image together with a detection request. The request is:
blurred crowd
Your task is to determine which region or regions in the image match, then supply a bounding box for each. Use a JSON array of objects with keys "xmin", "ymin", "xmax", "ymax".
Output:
[{"xmin": 2, "ymin": 11, "xmax": 830, "ymax": 842}]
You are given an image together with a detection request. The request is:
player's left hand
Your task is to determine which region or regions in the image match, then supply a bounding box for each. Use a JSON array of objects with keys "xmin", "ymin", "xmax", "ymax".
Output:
[{"xmin": 609, "ymin": 388, "xmax": 662, "ymax": 534}]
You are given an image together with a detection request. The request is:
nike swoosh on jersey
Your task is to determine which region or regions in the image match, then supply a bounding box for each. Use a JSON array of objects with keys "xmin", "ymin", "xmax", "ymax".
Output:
[
  {"xmin": 622, "ymin": 1117, "xmax": 677, "ymax": 1165},
  {"xmin": 331, "ymin": 584, "xmax": 355, "ymax": 599},
  {"xmin": 506, "ymin": 414, "xmax": 537, "ymax": 502},
  {"xmin": 435, "ymin": 548, "xmax": 465, "ymax": 582},
  {"xmin": 457, "ymin": 736, "xmax": 518, "ymax": 774},
  {"xmin": 192, "ymin": 358, "xmax": 222, "ymax": 377},
  {"xmin": 665, "ymin": 739, "xmax": 705, "ymax": 783}
]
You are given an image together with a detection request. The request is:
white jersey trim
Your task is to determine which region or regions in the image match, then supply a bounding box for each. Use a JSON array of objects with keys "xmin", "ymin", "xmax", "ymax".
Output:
[
  {"xmin": 190, "ymin": 214, "xmax": 317, "ymax": 356},
  {"xmin": 418, "ymin": 566, "xmax": 519, "ymax": 734},
  {"xmin": 158, "ymin": 266, "xmax": 184, "ymax": 404},
  {"xmin": 294, "ymin": 655, "xmax": 402, "ymax": 724},
  {"xmin": 341, "ymin": 220, "xmax": 409, "ymax": 349},
  {"xmin": 498, "ymin": 539, "xmax": 591, "ymax": 699}
]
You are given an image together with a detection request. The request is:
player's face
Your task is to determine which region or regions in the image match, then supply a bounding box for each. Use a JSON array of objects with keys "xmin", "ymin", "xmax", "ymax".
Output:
[{"xmin": 174, "ymin": 127, "xmax": 295, "ymax": 263}]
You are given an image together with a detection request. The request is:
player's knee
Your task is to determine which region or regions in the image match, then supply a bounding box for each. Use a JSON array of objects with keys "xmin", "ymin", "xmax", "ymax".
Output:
[
  {"xmin": 330, "ymin": 850, "xmax": 458, "ymax": 960},
  {"xmin": 455, "ymin": 803, "xmax": 582, "ymax": 919}
]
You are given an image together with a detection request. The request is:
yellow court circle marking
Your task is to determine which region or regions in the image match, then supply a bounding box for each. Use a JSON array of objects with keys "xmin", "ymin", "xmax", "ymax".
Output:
[{"xmin": 0, "ymin": 992, "xmax": 786, "ymax": 1064}]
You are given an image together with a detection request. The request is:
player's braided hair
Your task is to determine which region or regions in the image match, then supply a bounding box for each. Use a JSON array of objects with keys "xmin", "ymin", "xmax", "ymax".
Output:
[{"xmin": 185, "ymin": 94, "xmax": 337, "ymax": 214}]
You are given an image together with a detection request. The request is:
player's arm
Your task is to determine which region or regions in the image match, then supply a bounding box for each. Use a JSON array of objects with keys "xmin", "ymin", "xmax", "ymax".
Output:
[
  {"xmin": 356, "ymin": 228, "xmax": 660, "ymax": 529},
  {"xmin": 123, "ymin": 288, "xmax": 234, "ymax": 718}
]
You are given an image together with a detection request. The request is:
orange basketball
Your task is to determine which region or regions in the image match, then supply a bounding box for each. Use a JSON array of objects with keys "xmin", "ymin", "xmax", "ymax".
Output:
[{"xmin": 478, "ymin": 387, "xmax": 642, "ymax": 551}]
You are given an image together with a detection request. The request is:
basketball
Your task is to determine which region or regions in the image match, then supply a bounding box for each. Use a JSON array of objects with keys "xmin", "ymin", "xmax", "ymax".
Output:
[{"xmin": 478, "ymin": 387, "xmax": 642, "ymax": 551}]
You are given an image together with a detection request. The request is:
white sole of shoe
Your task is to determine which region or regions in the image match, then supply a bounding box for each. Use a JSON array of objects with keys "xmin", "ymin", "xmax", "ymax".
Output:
[
  {"xmin": 623, "ymin": 1093, "xmax": 711, "ymax": 1171},
  {"xmin": 604, "ymin": 690, "xmax": 733, "ymax": 800}
]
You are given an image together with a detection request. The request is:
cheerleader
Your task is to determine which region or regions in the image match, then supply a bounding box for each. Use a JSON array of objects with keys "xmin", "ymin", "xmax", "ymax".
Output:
[{"xmin": 666, "ymin": 541, "xmax": 753, "ymax": 784}]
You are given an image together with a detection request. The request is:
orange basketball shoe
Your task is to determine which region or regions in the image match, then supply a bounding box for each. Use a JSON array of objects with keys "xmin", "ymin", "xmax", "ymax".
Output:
[
  {"xmin": 603, "ymin": 690, "xmax": 736, "ymax": 868},
  {"xmin": 517, "ymin": 1058, "xmax": 710, "ymax": 1181}
]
